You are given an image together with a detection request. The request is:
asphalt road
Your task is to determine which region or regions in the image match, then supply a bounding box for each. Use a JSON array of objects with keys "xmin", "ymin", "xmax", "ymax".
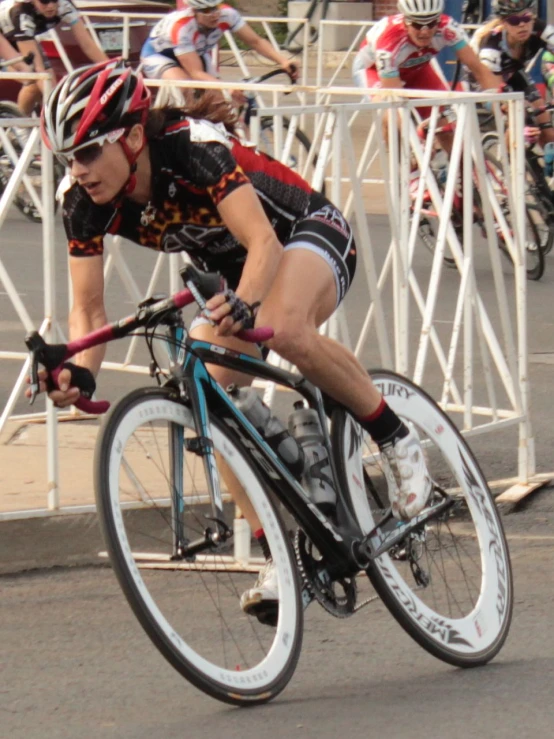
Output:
[{"xmin": 2, "ymin": 493, "xmax": 554, "ymax": 738}]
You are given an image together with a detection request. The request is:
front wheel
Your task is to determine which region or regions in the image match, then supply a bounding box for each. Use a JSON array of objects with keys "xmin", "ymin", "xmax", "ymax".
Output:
[
  {"xmin": 0, "ymin": 102, "xmax": 62, "ymax": 223},
  {"xmin": 332, "ymin": 370, "xmax": 513, "ymax": 668},
  {"xmin": 94, "ymin": 386, "xmax": 303, "ymax": 706}
]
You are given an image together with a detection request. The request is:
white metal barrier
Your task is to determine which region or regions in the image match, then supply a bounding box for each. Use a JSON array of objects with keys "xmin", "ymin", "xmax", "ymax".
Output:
[{"xmin": 0, "ymin": 82, "xmax": 543, "ymax": 525}]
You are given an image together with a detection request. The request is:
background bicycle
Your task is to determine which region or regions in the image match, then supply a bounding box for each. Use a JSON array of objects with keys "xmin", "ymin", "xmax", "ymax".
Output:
[
  {"xmin": 480, "ymin": 102, "xmax": 554, "ymax": 258},
  {"xmin": 240, "ymin": 67, "xmax": 323, "ymax": 192},
  {"xmin": 411, "ymin": 114, "xmax": 545, "ymax": 280},
  {"xmin": 0, "ymin": 54, "xmax": 65, "ymax": 223},
  {"xmin": 26, "ymin": 265, "xmax": 513, "ymax": 705}
]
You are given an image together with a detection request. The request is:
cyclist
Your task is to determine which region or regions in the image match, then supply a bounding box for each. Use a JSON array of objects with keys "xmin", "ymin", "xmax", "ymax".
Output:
[
  {"xmin": 140, "ymin": 0, "xmax": 298, "ymax": 106},
  {"xmin": 470, "ymin": 0, "xmax": 554, "ymax": 148},
  {"xmin": 37, "ymin": 59, "xmax": 432, "ymax": 622},
  {"xmin": 0, "ymin": 0, "xmax": 108, "ymax": 115},
  {"xmin": 0, "ymin": 30, "xmax": 32, "ymax": 72},
  {"xmin": 352, "ymin": 0, "xmax": 500, "ymax": 138},
  {"xmin": 542, "ymin": 49, "xmax": 554, "ymax": 100}
]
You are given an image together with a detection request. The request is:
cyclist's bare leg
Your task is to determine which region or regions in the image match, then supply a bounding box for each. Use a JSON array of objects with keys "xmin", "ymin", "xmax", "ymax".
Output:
[
  {"xmin": 17, "ymin": 82, "xmax": 41, "ymax": 116},
  {"xmin": 157, "ymin": 67, "xmax": 197, "ymax": 107},
  {"xmin": 258, "ymin": 250, "xmax": 382, "ymax": 416}
]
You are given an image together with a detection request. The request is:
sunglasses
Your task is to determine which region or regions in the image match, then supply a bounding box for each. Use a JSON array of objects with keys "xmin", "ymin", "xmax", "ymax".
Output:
[
  {"xmin": 504, "ymin": 13, "xmax": 533, "ymax": 25},
  {"xmin": 406, "ymin": 18, "xmax": 439, "ymax": 30},
  {"xmin": 58, "ymin": 128, "xmax": 126, "ymax": 168},
  {"xmin": 38, "ymin": 0, "xmax": 59, "ymax": 5},
  {"xmin": 195, "ymin": 6, "xmax": 221, "ymax": 14}
]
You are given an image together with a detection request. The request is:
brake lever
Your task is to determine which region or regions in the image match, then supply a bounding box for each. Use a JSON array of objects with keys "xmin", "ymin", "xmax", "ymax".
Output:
[{"xmin": 28, "ymin": 350, "xmax": 39, "ymax": 406}]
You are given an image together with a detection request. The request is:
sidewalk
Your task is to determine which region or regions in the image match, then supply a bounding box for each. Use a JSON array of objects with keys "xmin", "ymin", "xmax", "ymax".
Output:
[{"xmin": 0, "ymin": 419, "xmax": 216, "ymax": 575}]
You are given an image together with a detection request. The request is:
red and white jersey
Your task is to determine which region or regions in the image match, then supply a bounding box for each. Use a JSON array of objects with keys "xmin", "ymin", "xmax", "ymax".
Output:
[
  {"xmin": 352, "ymin": 14, "xmax": 468, "ymax": 84},
  {"xmin": 145, "ymin": 5, "xmax": 245, "ymax": 58}
]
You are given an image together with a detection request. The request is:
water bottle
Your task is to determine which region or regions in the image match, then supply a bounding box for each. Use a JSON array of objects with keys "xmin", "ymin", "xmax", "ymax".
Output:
[
  {"xmin": 228, "ymin": 386, "xmax": 304, "ymax": 479},
  {"xmin": 288, "ymin": 401, "xmax": 336, "ymax": 511},
  {"xmin": 544, "ymin": 142, "xmax": 554, "ymax": 178}
]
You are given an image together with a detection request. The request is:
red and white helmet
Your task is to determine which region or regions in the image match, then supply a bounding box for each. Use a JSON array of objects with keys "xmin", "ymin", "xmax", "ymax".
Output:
[
  {"xmin": 397, "ymin": 0, "xmax": 444, "ymax": 23},
  {"xmin": 186, "ymin": 0, "xmax": 222, "ymax": 9},
  {"xmin": 42, "ymin": 59, "xmax": 151, "ymax": 159}
]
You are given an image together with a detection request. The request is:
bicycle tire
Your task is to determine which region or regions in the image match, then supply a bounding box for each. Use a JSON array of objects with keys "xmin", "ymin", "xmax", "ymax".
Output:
[
  {"xmin": 483, "ymin": 148, "xmax": 546, "ymax": 280},
  {"xmin": 331, "ymin": 370, "xmax": 513, "ymax": 668},
  {"xmin": 0, "ymin": 101, "xmax": 62, "ymax": 223},
  {"xmin": 283, "ymin": 0, "xmax": 323, "ymax": 52},
  {"xmin": 0, "ymin": 102, "xmax": 43, "ymax": 223},
  {"xmin": 94, "ymin": 385, "xmax": 303, "ymax": 706},
  {"xmin": 482, "ymin": 132, "xmax": 554, "ymax": 256},
  {"xmin": 524, "ymin": 157, "xmax": 554, "ymax": 256},
  {"xmin": 259, "ymin": 116, "xmax": 325, "ymax": 194}
]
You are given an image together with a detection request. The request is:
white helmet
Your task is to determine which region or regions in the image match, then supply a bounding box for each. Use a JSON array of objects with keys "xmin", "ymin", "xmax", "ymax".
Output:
[
  {"xmin": 186, "ymin": 0, "xmax": 221, "ymax": 9},
  {"xmin": 397, "ymin": 0, "xmax": 444, "ymax": 23}
]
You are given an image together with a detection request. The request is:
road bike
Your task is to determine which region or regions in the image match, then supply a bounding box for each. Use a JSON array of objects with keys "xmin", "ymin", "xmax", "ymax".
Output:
[
  {"xmin": 283, "ymin": 0, "xmax": 331, "ymax": 52},
  {"xmin": 0, "ymin": 54, "xmax": 64, "ymax": 223},
  {"xmin": 480, "ymin": 103, "xmax": 554, "ymax": 258},
  {"xmin": 412, "ymin": 117, "xmax": 545, "ymax": 280},
  {"xmin": 26, "ymin": 264, "xmax": 513, "ymax": 706}
]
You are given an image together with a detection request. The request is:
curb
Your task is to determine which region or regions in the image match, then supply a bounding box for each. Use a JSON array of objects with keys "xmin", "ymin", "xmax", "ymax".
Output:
[{"xmin": 0, "ymin": 512, "xmax": 106, "ymax": 576}]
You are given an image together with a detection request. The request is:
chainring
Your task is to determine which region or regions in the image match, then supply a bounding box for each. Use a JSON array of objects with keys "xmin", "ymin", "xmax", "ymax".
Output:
[{"xmin": 294, "ymin": 529, "xmax": 357, "ymax": 618}]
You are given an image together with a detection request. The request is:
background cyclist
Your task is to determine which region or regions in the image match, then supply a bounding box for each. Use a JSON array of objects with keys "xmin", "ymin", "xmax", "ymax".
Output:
[
  {"xmin": 0, "ymin": 0, "xmax": 107, "ymax": 115},
  {"xmin": 470, "ymin": 0, "xmax": 554, "ymax": 149},
  {"xmin": 37, "ymin": 59, "xmax": 432, "ymax": 623},
  {"xmin": 352, "ymin": 0, "xmax": 501, "ymax": 154},
  {"xmin": 0, "ymin": 30, "xmax": 33, "ymax": 73},
  {"xmin": 542, "ymin": 49, "xmax": 554, "ymax": 100},
  {"xmin": 140, "ymin": 0, "xmax": 299, "ymax": 107}
]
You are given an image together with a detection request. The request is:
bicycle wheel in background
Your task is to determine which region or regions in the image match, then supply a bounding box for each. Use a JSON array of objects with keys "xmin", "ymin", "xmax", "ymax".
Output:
[
  {"xmin": 95, "ymin": 386, "xmax": 303, "ymax": 706},
  {"xmin": 259, "ymin": 116, "xmax": 325, "ymax": 194},
  {"xmin": 332, "ymin": 370, "xmax": 513, "ymax": 668},
  {"xmin": 0, "ymin": 101, "xmax": 44, "ymax": 223},
  {"xmin": 483, "ymin": 147, "xmax": 546, "ymax": 280},
  {"xmin": 482, "ymin": 132, "xmax": 554, "ymax": 257}
]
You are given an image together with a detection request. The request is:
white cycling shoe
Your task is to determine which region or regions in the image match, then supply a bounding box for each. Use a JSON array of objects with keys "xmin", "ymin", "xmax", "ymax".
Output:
[
  {"xmin": 240, "ymin": 560, "xmax": 279, "ymax": 627},
  {"xmin": 380, "ymin": 427, "xmax": 433, "ymax": 521}
]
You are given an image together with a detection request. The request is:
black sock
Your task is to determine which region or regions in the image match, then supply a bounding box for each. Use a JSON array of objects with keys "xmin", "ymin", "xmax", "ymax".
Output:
[
  {"xmin": 254, "ymin": 528, "xmax": 272, "ymax": 561},
  {"xmin": 358, "ymin": 399, "xmax": 408, "ymax": 447}
]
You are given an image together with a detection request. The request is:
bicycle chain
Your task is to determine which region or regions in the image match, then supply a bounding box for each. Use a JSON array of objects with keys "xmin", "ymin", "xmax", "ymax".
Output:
[{"xmin": 294, "ymin": 529, "xmax": 357, "ymax": 619}]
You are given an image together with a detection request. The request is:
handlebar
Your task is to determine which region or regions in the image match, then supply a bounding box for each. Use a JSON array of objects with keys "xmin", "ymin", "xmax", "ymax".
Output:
[
  {"xmin": 0, "ymin": 51, "xmax": 35, "ymax": 70},
  {"xmin": 250, "ymin": 65, "xmax": 297, "ymax": 85},
  {"xmin": 26, "ymin": 267, "xmax": 274, "ymax": 415}
]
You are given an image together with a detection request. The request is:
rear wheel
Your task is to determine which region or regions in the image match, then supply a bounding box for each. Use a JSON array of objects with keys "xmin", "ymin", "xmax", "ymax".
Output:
[
  {"xmin": 332, "ymin": 370, "xmax": 513, "ymax": 668},
  {"xmin": 483, "ymin": 148, "xmax": 546, "ymax": 280},
  {"xmin": 95, "ymin": 386, "xmax": 303, "ymax": 706}
]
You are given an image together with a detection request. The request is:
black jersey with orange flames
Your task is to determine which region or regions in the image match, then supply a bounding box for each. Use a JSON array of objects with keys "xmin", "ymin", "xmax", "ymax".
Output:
[{"xmin": 62, "ymin": 117, "xmax": 328, "ymax": 289}]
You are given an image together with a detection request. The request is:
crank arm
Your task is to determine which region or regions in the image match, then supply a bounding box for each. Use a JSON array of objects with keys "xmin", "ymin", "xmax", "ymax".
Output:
[{"xmin": 364, "ymin": 495, "xmax": 455, "ymax": 561}]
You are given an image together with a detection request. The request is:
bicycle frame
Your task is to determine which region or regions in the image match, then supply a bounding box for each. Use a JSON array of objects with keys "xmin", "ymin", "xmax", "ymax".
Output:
[
  {"xmin": 167, "ymin": 326, "xmax": 365, "ymax": 578},
  {"xmin": 26, "ymin": 284, "xmax": 366, "ymax": 579}
]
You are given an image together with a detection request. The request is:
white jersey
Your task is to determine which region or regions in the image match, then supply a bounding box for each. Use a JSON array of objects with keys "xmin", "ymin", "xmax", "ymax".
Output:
[{"xmin": 144, "ymin": 5, "xmax": 245, "ymax": 59}]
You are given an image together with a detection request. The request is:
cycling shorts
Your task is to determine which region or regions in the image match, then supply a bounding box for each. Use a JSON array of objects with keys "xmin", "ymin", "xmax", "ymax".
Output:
[
  {"xmin": 140, "ymin": 40, "xmax": 215, "ymax": 78},
  {"xmin": 353, "ymin": 64, "xmax": 449, "ymax": 120},
  {"xmin": 190, "ymin": 202, "xmax": 357, "ymax": 336}
]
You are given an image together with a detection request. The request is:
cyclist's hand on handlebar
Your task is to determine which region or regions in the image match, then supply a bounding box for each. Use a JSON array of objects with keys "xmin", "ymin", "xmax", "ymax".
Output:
[
  {"xmin": 25, "ymin": 363, "xmax": 94, "ymax": 409},
  {"xmin": 205, "ymin": 290, "xmax": 259, "ymax": 337},
  {"xmin": 282, "ymin": 61, "xmax": 299, "ymax": 82},
  {"xmin": 524, "ymin": 125, "xmax": 540, "ymax": 145}
]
